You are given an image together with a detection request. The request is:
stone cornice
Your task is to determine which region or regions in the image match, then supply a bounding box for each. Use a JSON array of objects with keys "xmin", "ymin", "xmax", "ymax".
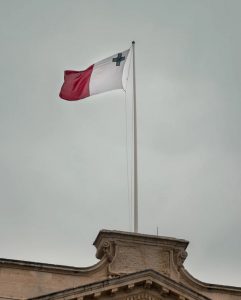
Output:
[
  {"xmin": 29, "ymin": 269, "xmax": 211, "ymax": 300},
  {"xmin": 94, "ymin": 230, "xmax": 189, "ymax": 259},
  {"xmin": 0, "ymin": 258, "xmax": 107, "ymax": 275},
  {"xmin": 180, "ymin": 268, "xmax": 241, "ymax": 295}
]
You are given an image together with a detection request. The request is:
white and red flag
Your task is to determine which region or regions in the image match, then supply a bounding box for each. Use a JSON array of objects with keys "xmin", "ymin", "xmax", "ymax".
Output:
[{"xmin": 59, "ymin": 49, "xmax": 130, "ymax": 101}]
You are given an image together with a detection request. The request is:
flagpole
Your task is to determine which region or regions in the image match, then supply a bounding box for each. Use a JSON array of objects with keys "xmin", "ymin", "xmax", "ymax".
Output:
[{"xmin": 132, "ymin": 41, "xmax": 138, "ymax": 233}]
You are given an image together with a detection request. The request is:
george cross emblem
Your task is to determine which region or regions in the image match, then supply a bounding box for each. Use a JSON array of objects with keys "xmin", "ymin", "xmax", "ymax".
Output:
[{"xmin": 112, "ymin": 53, "xmax": 125, "ymax": 66}]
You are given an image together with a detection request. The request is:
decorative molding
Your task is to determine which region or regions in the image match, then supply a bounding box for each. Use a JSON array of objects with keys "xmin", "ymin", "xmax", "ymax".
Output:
[
  {"xmin": 102, "ymin": 241, "xmax": 115, "ymax": 263},
  {"xmin": 176, "ymin": 251, "xmax": 188, "ymax": 271},
  {"xmin": 160, "ymin": 287, "xmax": 169, "ymax": 295},
  {"xmin": 111, "ymin": 288, "xmax": 118, "ymax": 295},
  {"xmin": 123, "ymin": 292, "xmax": 160, "ymax": 300},
  {"xmin": 144, "ymin": 280, "xmax": 152, "ymax": 289},
  {"xmin": 127, "ymin": 284, "xmax": 135, "ymax": 290},
  {"xmin": 94, "ymin": 292, "xmax": 101, "ymax": 298}
]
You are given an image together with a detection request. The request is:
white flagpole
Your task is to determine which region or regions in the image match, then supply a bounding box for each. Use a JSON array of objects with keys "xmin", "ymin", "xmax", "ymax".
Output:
[{"xmin": 132, "ymin": 41, "xmax": 138, "ymax": 233}]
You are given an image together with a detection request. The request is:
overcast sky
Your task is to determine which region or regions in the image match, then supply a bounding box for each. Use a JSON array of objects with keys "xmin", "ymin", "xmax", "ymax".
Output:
[{"xmin": 0, "ymin": 0, "xmax": 241, "ymax": 287}]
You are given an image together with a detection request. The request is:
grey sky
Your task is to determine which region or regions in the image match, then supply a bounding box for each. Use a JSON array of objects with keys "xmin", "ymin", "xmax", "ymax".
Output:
[{"xmin": 0, "ymin": 0, "xmax": 241, "ymax": 287}]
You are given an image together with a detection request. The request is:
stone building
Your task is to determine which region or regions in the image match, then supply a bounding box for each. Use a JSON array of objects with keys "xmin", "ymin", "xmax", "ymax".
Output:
[{"xmin": 0, "ymin": 230, "xmax": 240, "ymax": 300}]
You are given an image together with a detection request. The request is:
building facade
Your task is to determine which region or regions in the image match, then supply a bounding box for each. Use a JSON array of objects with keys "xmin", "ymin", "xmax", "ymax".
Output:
[{"xmin": 0, "ymin": 230, "xmax": 240, "ymax": 300}]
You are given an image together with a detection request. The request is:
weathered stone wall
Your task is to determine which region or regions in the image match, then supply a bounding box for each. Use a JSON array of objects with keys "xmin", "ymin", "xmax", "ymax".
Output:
[{"xmin": 0, "ymin": 259, "xmax": 107, "ymax": 299}]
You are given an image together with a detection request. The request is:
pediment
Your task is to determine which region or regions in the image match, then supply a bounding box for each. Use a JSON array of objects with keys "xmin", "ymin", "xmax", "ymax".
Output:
[{"xmin": 29, "ymin": 270, "xmax": 211, "ymax": 300}]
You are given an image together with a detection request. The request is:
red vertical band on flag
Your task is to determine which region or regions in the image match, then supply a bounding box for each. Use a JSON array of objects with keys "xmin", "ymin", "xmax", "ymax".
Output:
[{"xmin": 59, "ymin": 65, "xmax": 94, "ymax": 101}]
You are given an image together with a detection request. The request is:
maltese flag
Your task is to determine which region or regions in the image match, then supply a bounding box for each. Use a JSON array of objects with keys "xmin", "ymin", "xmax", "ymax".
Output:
[{"xmin": 59, "ymin": 49, "xmax": 130, "ymax": 101}]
